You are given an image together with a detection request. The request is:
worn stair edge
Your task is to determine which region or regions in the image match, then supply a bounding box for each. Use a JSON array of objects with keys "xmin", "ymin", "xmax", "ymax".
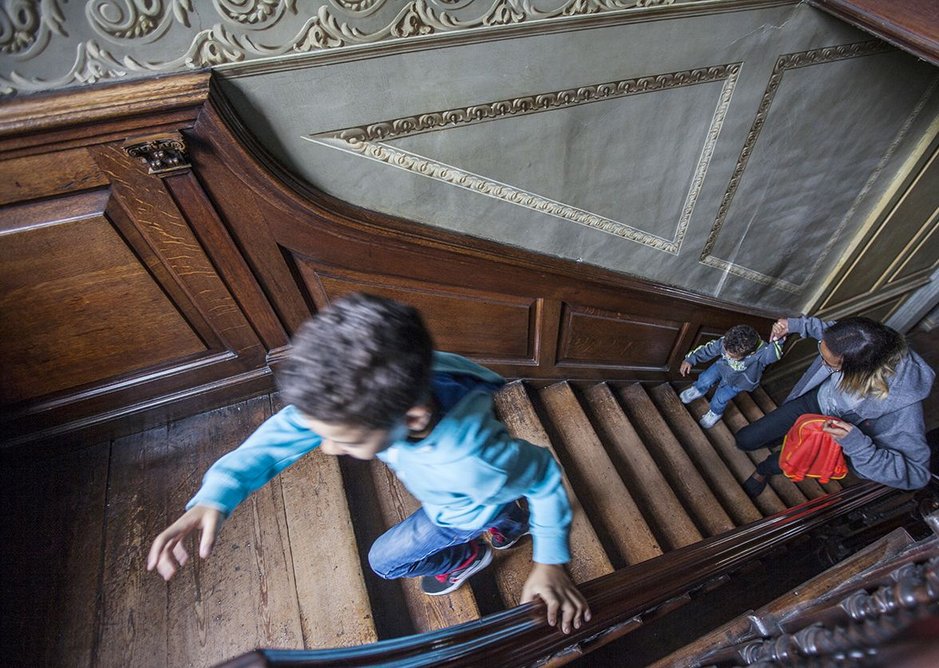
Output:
[
  {"xmin": 368, "ymin": 461, "xmax": 482, "ymax": 633},
  {"xmin": 684, "ymin": 397, "xmax": 788, "ymax": 516},
  {"xmin": 539, "ymin": 382, "xmax": 663, "ymax": 567},
  {"xmin": 649, "ymin": 527, "xmax": 918, "ymax": 668},
  {"xmin": 492, "ymin": 381, "xmax": 613, "ymax": 603},
  {"xmin": 616, "ymin": 383, "xmax": 735, "ymax": 538},
  {"xmin": 733, "ymin": 393, "xmax": 827, "ymax": 500},
  {"xmin": 722, "ymin": 401, "xmax": 810, "ymax": 508},
  {"xmin": 649, "ymin": 384, "xmax": 762, "ymax": 527},
  {"xmin": 583, "ymin": 383, "xmax": 703, "ymax": 551},
  {"xmin": 751, "ymin": 387, "xmax": 843, "ymax": 494}
]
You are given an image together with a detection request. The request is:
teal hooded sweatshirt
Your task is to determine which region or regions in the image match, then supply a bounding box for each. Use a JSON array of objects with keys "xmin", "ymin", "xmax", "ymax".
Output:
[{"xmin": 188, "ymin": 352, "xmax": 572, "ymax": 564}]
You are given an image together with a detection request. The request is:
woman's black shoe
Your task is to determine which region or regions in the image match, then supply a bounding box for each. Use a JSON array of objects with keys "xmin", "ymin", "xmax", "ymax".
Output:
[{"xmin": 743, "ymin": 473, "xmax": 767, "ymax": 499}]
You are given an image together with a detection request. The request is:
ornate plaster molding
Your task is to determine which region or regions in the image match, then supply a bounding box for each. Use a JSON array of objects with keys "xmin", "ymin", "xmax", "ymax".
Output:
[
  {"xmin": 308, "ymin": 63, "xmax": 739, "ymax": 253},
  {"xmin": 699, "ymin": 40, "xmax": 934, "ymax": 295},
  {"xmin": 0, "ymin": 0, "xmax": 760, "ymax": 96}
]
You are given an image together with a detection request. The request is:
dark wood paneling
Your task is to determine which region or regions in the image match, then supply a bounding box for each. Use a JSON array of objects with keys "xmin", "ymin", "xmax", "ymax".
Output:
[
  {"xmin": 809, "ymin": 0, "xmax": 939, "ymax": 66},
  {"xmin": 557, "ymin": 304, "xmax": 684, "ymax": 370},
  {"xmin": 0, "ymin": 75, "xmax": 273, "ymax": 446},
  {"xmin": 0, "ymin": 197, "xmax": 205, "ymax": 403},
  {"xmin": 0, "ymin": 75, "xmax": 775, "ymax": 445},
  {"xmin": 297, "ymin": 263, "xmax": 538, "ymax": 363}
]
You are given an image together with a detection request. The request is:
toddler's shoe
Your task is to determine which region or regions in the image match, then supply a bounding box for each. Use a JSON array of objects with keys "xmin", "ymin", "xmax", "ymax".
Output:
[
  {"xmin": 421, "ymin": 540, "xmax": 492, "ymax": 596},
  {"xmin": 699, "ymin": 410, "xmax": 722, "ymax": 429},
  {"xmin": 680, "ymin": 386, "xmax": 705, "ymax": 404}
]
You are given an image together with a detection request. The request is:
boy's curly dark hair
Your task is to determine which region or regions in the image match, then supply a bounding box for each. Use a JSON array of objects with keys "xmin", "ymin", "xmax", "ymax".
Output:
[
  {"xmin": 723, "ymin": 324, "xmax": 761, "ymax": 357},
  {"xmin": 278, "ymin": 293, "xmax": 434, "ymax": 429}
]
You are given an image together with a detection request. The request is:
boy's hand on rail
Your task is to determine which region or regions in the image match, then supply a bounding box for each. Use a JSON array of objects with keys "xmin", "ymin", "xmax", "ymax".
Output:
[
  {"xmin": 679, "ymin": 361, "xmax": 692, "ymax": 376},
  {"xmin": 521, "ymin": 563, "xmax": 591, "ymax": 634},
  {"xmin": 147, "ymin": 505, "xmax": 224, "ymax": 581}
]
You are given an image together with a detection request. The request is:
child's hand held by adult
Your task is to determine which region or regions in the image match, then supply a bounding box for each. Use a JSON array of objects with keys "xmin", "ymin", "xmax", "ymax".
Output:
[
  {"xmin": 520, "ymin": 562, "xmax": 591, "ymax": 634},
  {"xmin": 147, "ymin": 505, "xmax": 224, "ymax": 581},
  {"xmin": 770, "ymin": 318, "xmax": 789, "ymax": 342}
]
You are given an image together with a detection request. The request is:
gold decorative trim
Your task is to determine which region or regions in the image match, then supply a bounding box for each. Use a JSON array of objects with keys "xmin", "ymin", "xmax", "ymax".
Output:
[
  {"xmin": 307, "ymin": 63, "xmax": 739, "ymax": 252},
  {"xmin": 698, "ymin": 40, "xmax": 932, "ymax": 295}
]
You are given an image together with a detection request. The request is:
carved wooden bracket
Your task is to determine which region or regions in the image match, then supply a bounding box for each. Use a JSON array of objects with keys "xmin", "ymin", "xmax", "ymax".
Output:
[{"xmin": 123, "ymin": 134, "xmax": 191, "ymax": 175}]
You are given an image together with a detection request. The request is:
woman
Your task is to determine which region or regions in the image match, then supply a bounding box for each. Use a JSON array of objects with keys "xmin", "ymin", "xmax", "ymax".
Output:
[{"xmin": 737, "ymin": 316, "xmax": 934, "ymax": 497}]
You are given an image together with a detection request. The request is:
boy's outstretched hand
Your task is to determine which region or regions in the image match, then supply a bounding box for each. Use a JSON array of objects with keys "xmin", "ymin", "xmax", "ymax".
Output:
[
  {"xmin": 521, "ymin": 562, "xmax": 591, "ymax": 634},
  {"xmin": 679, "ymin": 361, "xmax": 692, "ymax": 376},
  {"xmin": 147, "ymin": 505, "xmax": 225, "ymax": 581}
]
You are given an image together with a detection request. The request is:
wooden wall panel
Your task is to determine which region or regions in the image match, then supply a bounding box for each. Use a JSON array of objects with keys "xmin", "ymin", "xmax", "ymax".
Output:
[
  {"xmin": 0, "ymin": 201, "xmax": 205, "ymax": 403},
  {"xmin": 297, "ymin": 264, "xmax": 537, "ymax": 364},
  {"xmin": 556, "ymin": 304, "xmax": 684, "ymax": 370},
  {"xmin": 0, "ymin": 75, "xmax": 277, "ymax": 447}
]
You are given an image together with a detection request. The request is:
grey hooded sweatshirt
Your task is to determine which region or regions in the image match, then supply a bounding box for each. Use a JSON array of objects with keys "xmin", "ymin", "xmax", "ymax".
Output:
[{"xmin": 786, "ymin": 316, "xmax": 934, "ymax": 490}]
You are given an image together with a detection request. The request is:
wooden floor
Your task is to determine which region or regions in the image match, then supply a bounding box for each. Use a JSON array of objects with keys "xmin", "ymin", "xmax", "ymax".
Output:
[{"xmin": 1, "ymin": 379, "xmax": 847, "ymax": 668}]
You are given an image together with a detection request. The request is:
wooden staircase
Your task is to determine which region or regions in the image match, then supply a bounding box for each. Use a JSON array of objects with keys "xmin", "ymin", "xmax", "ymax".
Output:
[
  {"xmin": 6, "ymin": 376, "xmax": 908, "ymax": 668},
  {"xmin": 246, "ymin": 380, "xmax": 855, "ymax": 652}
]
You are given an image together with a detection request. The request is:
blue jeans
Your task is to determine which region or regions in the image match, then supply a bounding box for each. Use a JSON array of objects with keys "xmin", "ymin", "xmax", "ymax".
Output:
[
  {"xmin": 694, "ymin": 363, "xmax": 741, "ymax": 416},
  {"xmin": 368, "ymin": 501, "xmax": 529, "ymax": 579}
]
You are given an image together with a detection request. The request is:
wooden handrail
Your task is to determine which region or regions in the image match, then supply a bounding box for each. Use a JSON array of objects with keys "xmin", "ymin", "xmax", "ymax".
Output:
[{"xmin": 216, "ymin": 482, "xmax": 898, "ymax": 667}]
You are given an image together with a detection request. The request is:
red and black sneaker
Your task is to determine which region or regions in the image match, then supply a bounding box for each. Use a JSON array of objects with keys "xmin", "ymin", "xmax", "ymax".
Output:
[
  {"xmin": 487, "ymin": 525, "xmax": 530, "ymax": 550},
  {"xmin": 420, "ymin": 541, "xmax": 493, "ymax": 596}
]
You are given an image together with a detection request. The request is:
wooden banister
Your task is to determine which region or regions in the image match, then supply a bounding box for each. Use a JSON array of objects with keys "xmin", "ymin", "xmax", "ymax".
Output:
[{"xmin": 216, "ymin": 482, "xmax": 898, "ymax": 667}]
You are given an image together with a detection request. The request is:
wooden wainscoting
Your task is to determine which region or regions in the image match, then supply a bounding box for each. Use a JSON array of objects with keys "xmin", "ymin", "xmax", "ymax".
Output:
[{"xmin": 0, "ymin": 74, "xmax": 773, "ymax": 447}]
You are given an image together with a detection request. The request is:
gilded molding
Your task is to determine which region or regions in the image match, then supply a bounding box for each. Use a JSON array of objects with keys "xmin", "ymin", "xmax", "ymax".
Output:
[
  {"xmin": 0, "ymin": 0, "xmax": 742, "ymax": 95},
  {"xmin": 698, "ymin": 40, "xmax": 933, "ymax": 295},
  {"xmin": 308, "ymin": 63, "xmax": 739, "ymax": 252}
]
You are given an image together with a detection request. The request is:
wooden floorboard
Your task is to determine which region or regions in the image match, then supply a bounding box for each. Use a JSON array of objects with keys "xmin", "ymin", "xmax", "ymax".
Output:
[
  {"xmin": 163, "ymin": 396, "xmax": 304, "ymax": 667},
  {"xmin": 0, "ymin": 439, "xmax": 110, "ymax": 668}
]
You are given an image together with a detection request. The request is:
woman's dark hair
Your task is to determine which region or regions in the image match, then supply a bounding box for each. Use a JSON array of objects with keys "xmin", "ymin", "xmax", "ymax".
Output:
[
  {"xmin": 723, "ymin": 324, "xmax": 761, "ymax": 357},
  {"xmin": 278, "ymin": 293, "xmax": 434, "ymax": 428},
  {"xmin": 822, "ymin": 317, "xmax": 907, "ymax": 397}
]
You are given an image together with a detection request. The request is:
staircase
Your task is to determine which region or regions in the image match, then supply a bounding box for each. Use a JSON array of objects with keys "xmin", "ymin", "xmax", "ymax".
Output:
[{"xmin": 260, "ymin": 379, "xmax": 854, "ymax": 653}]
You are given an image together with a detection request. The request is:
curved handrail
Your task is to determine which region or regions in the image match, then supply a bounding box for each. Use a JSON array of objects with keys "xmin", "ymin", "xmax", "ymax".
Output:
[{"xmin": 217, "ymin": 482, "xmax": 898, "ymax": 667}]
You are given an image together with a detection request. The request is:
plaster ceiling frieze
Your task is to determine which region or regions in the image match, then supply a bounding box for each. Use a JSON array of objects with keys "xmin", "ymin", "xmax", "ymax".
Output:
[
  {"xmin": 0, "ymin": 0, "xmax": 726, "ymax": 95},
  {"xmin": 699, "ymin": 39, "xmax": 936, "ymax": 295},
  {"xmin": 306, "ymin": 63, "xmax": 740, "ymax": 253}
]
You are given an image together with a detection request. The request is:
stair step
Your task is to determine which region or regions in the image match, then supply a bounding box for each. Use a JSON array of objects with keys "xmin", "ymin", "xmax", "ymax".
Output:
[
  {"xmin": 722, "ymin": 402, "xmax": 809, "ymax": 507},
  {"xmin": 683, "ymin": 397, "xmax": 787, "ymax": 516},
  {"xmin": 751, "ymin": 387, "xmax": 843, "ymax": 494},
  {"xmin": 279, "ymin": 450, "xmax": 379, "ymax": 647},
  {"xmin": 272, "ymin": 395, "xmax": 377, "ymax": 647},
  {"xmin": 539, "ymin": 382, "xmax": 662, "ymax": 567},
  {"xmin": 733, "ymin": 393, "xmax": 826, "ymax": 500},
  {"xmin": 583, "ymin": 383, "xmax": 702, "ymax": 550},
  {"xmin": 492, "ymin": 381, "xmax": 612, "ymax": 598},
  {"xmin": 616, "ymin": 384, "xmax": 735, "ymax": 537},
  {"xmin": 648, "ymin": 384, "xmax": 762, "ymax": 526},
  {"xmin": 368, "ymin": 462, "xmax": 481, "ymax": 633}
]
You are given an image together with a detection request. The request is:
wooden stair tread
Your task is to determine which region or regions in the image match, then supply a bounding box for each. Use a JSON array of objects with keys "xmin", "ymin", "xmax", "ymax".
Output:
[
  {"xmin": 272, "ymin": 396, "xmax": 379, "ymax": 647},
  {"xmin": 732, "ymin": 393, "xmax": 827, "ymax": 500},
  {"xmin": 368, "ymin": 462, "xmax": 482, "ymax": 632},
  {"xmin": 492, "ymin": 381, "xmax": 613, "ymax": 601},
  {"xmin": 539, "ymin": 382, "xmax": 663, "ymax": 567},
  {"xmin": 616, "ymin": 383, "xmax": 735, "ymax": 537},
  {"xmin": 648, "ymin": 384, "xmax": 762, "ymax": 526},
  {"xmin": 583, "ymin": 383, "xmax": 703, "ymax": 550},
  {"xmin": 722, "ymin": 402, "xmax": 809, "ymax": 508},
  {"xmin": 684, "ymin": 397, "xmax": 787, "ymax": 516}
]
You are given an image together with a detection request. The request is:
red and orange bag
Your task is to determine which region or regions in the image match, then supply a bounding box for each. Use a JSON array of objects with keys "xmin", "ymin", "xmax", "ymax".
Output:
[{"xmin": 779, "ymin": 414, "xmax": 848, "ymax": 484}]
